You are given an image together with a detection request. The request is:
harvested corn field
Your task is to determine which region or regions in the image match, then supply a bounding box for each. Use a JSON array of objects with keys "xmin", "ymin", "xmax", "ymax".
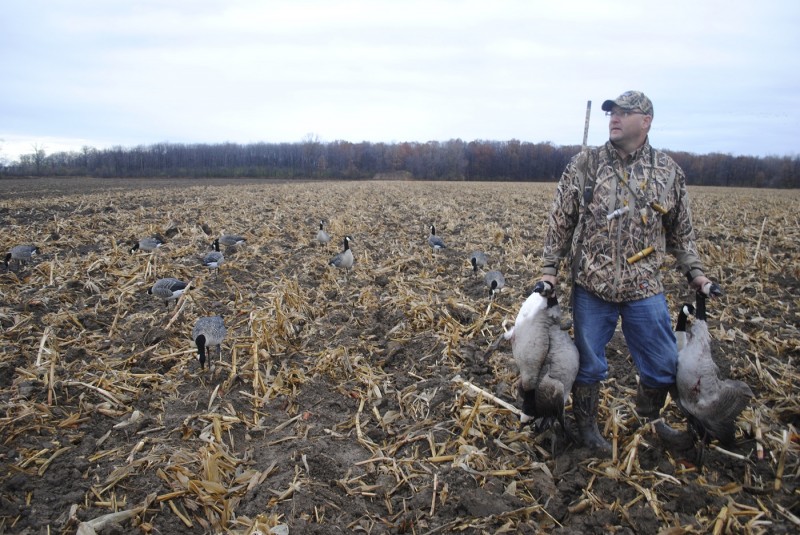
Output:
[{"xmin": 1, "ymin": 177, "xmax": 798, "ymax": 534}]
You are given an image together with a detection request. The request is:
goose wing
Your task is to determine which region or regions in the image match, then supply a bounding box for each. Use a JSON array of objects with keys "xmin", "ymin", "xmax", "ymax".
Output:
[
  {"xmin": 220, "ymin": 234, "xmax": 246, "ymax": 246},
  {"xmin": 693, "ymin": 380, "xmax": 753, "ymax": 446},
  {"xmin": 428, "ymin": 235, "xmax": 445, "ymax": 249},
  {"xmin": 329, "ymin": 249, "xmax": 353, "ymax": 268},
  {"xmin": 166, "ymin": 279, "xmax": 188, "ymax": 292},
  {"xmin": 531, "ymin": 324, "xmax": 579, "ymax": 419},
  {"xmin": 203, "ymin": 251, "xmax": 224, "ymax": 266},
  {"xmin": 544, "ymin": 327, "xmax": 579, "ymax": 398}
]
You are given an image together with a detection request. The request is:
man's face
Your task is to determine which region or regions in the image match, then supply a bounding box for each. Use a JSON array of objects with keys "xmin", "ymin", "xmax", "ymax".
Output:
[{"xmin": 607, "ymin": 107, "xmax": 652, "ymax": 148}]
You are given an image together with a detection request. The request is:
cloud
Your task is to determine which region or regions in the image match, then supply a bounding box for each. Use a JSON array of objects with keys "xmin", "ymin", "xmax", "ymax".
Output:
[{"xmin": 1, "ymin": 0, "xmax": 798, "ymax": 161}]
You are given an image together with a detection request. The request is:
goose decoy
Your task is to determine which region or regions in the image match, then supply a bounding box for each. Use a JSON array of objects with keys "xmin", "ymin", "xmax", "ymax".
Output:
[
  {"xmin": 328, "ymin": 236, "xmax": 354, "ymax": 276},
  {"xmin": 504, "ymin": 282, "xmax": 579, "ymax": 438},
  {"xmin": 676, "ymin": 285, "xmax": 753, "ymax": 462},
  {"xmin": 218, "ymin": 234, "xmax": 246, "ymax": 247},
  {"xmin": 192, "ymin": 315, "xmax": 227, "ymax": 369},
  {"xmin": 148, "ymin": 277, "xmax": 188, "ymax": 307},
  {"xmin": 428, "ymin": 225, "xmax": 446, "ymax": 250},
  {"xmin": 316, "ymin": 221, "xmax": 331, "ymax": 245},
  {"xmin": 469, "ymin": 251, "xmax": 487, "ymax": 275},
  {"xmin": 203, "ymin": 239, "xmax": 224, "ymax": 278},
  {"xmin": 129, "ymin": 236, "xmax": 164, "ymax": 254},
  {"xmin": 4, "ymin": 245, "xmax": 39, "ymax": 270},
  {"xmin": 484, "ymin": 270, "xmax": 505, "ymax": 297}
]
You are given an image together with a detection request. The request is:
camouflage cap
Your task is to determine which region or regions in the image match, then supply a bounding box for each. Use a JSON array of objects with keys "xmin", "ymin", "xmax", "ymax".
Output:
[{"xmin": 601, "ymin": 90, "xmax": 654, "ymax": 116}]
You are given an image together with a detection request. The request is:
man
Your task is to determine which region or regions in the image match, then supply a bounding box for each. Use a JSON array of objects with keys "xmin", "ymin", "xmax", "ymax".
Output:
[{"xmin": 537, "ymin": 90, "xmax": 715, "ymax": 452}]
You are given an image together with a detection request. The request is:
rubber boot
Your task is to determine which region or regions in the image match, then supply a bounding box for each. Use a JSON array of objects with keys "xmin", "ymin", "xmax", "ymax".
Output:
[
  {"xmin": 636, "ymin": 384, "xmax": 695, "ymax": 450},
  {"xmin": 571, "ymin": 383, "xmax": 611, "ymax": 453}
]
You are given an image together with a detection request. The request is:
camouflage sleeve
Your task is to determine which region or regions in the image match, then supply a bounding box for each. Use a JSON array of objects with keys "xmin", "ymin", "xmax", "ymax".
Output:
[
  {"xmin": 542, "ymin": 157, "xmax": 582, "ymax": 277},
  {"xmin": 663, "ymin": 166, "xmax": 705, "ymax": 281}
]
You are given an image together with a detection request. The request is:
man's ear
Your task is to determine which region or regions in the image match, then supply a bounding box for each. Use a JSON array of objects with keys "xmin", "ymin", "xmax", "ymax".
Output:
[{"xmin": 642, "ymin": 114, "xmax": 653, "ymax": 132}]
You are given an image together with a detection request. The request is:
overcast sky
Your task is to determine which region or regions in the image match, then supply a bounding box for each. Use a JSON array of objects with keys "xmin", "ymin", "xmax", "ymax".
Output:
[{"xmin": 1, "ymin": 0, "xmax": 798, "ymax": 163}]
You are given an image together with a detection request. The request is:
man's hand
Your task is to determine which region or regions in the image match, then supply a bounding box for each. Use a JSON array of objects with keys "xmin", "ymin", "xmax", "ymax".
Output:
[
  {"xmin": 691, "ymin": 275, "xmax": 723, "ymax": 297},
  {"xmin": 534, "ymin": 275, "xmax": 558, "ymax": 296},
  {"xmin": 541, "ymin": 274, "xmax": 557, "ymax": 288}
]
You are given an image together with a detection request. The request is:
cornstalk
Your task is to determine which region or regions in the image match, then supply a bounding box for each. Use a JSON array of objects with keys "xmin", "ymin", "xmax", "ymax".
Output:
[{"xmin": 753, "ymin": 216, "xmax": 767, "ymax": 262}]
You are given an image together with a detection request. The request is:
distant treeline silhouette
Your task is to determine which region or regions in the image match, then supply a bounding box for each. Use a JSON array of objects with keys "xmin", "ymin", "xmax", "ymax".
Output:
[{"xmin": 3, "ymin": 139, "xmax": 798, "ymax": 187}]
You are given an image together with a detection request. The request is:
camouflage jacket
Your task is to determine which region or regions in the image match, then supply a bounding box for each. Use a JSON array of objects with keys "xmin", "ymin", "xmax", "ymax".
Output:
[{"xmin": 542, "ymin": 139, "xmax": 705, "ymax": 303}]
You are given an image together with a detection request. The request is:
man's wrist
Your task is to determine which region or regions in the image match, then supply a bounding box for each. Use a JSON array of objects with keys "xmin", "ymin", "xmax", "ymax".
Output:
[
  {"xmin": 542, "ymin": 265, "xmax": 558, "ymax": 277},
  {"xmin": 685, "ymin": 268, "xmax": 705, "ymax": 283}
]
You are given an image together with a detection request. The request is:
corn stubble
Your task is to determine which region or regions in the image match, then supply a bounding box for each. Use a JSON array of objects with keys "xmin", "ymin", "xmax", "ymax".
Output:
[{"xmin": 0, "ymin": 179, "xmax": 798, "ymax": 534}]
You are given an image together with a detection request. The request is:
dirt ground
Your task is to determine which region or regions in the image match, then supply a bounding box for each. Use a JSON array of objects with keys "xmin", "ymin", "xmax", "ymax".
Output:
[{"xmin": 0, "ymin": 177, "xmax": 798, "ymax": 534}]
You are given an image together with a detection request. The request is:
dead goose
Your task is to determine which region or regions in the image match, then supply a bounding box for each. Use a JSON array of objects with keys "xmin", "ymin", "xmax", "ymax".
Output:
[
  {"xmin": 504, "ymin": 282, "xmax": 578, "ymax": 436},
  {"xmin": 4, "ymin": 245, "xmax": 39, "ymax": 270},
  {"xmin": 428, "ymin": 225, "xmax": 446, "ymax": 250},
  {"xmin": 148, "ymin": 277, "xmax": 188, "ymax": 307},
  {"xmin": 192, "ymin": 315, "xmax": 227, "ymax": 369},
  {"xmin": 316, "ymin": 221, "xmax": 331, "ymax": 245},
  {"xmin": 676, "ymin": 286, "xmax": 754, "ymax": 454},
  {"xmin": 642, "ymin": 301, "xmax": 698, "ymax": 453}
]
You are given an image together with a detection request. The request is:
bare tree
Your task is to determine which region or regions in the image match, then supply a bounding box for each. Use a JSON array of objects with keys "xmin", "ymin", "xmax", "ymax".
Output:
[{"xmin": 31, "ymin": 143, "xmax": 47, "ymax": 175}]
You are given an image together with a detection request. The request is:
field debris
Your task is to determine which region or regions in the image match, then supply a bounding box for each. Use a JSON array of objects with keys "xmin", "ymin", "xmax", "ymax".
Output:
[{"xmin": 0, "ymin": 178, "xmax": 798, "ymax": 534}]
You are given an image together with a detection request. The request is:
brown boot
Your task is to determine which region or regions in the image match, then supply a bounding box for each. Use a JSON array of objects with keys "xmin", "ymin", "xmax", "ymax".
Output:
[
  {"xmin": 572, "ymin": 383, "xmax": 611, "ymax": 453},
  {"xmin": 636, "ymin": 384, "xmax": 695, "ymax": 450}
]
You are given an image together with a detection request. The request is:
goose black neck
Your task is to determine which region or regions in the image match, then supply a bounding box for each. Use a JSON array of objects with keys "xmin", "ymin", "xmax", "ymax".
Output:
[
  {"xmin": 546, "ymin": 296, "xmax": 559, "ymax": 308},
  {"xmin": 695, "ymin": 292, "xmax": 707, "ymax": 321},
  {"xmin": 196, "ymin": 335, "xmax": 207, "ymax": 368},
  {"xmin": 471, "ymin": 257, "xmax": 477, "ymax": 271},
  {"xmin": 676, "ymin": 305, "xmax": 690, "ymax": 331}
]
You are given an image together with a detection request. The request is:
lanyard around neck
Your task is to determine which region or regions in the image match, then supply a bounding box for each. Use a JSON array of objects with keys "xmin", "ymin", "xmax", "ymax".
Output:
[{"xmin": 607, "ymin": 145, "xmax": 655, "ymax": 223}]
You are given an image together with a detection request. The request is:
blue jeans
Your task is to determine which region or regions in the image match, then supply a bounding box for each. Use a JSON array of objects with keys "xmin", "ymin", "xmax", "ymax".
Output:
[{"xmin": 572, "ymin": 285, "xmax": 678, "ymax": 389}]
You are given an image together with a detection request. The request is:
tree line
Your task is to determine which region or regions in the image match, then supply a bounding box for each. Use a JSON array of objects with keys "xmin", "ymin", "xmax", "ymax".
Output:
[{"xmin": 2, "ymin": 139, "xmax": 798, "ymax": 187}]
